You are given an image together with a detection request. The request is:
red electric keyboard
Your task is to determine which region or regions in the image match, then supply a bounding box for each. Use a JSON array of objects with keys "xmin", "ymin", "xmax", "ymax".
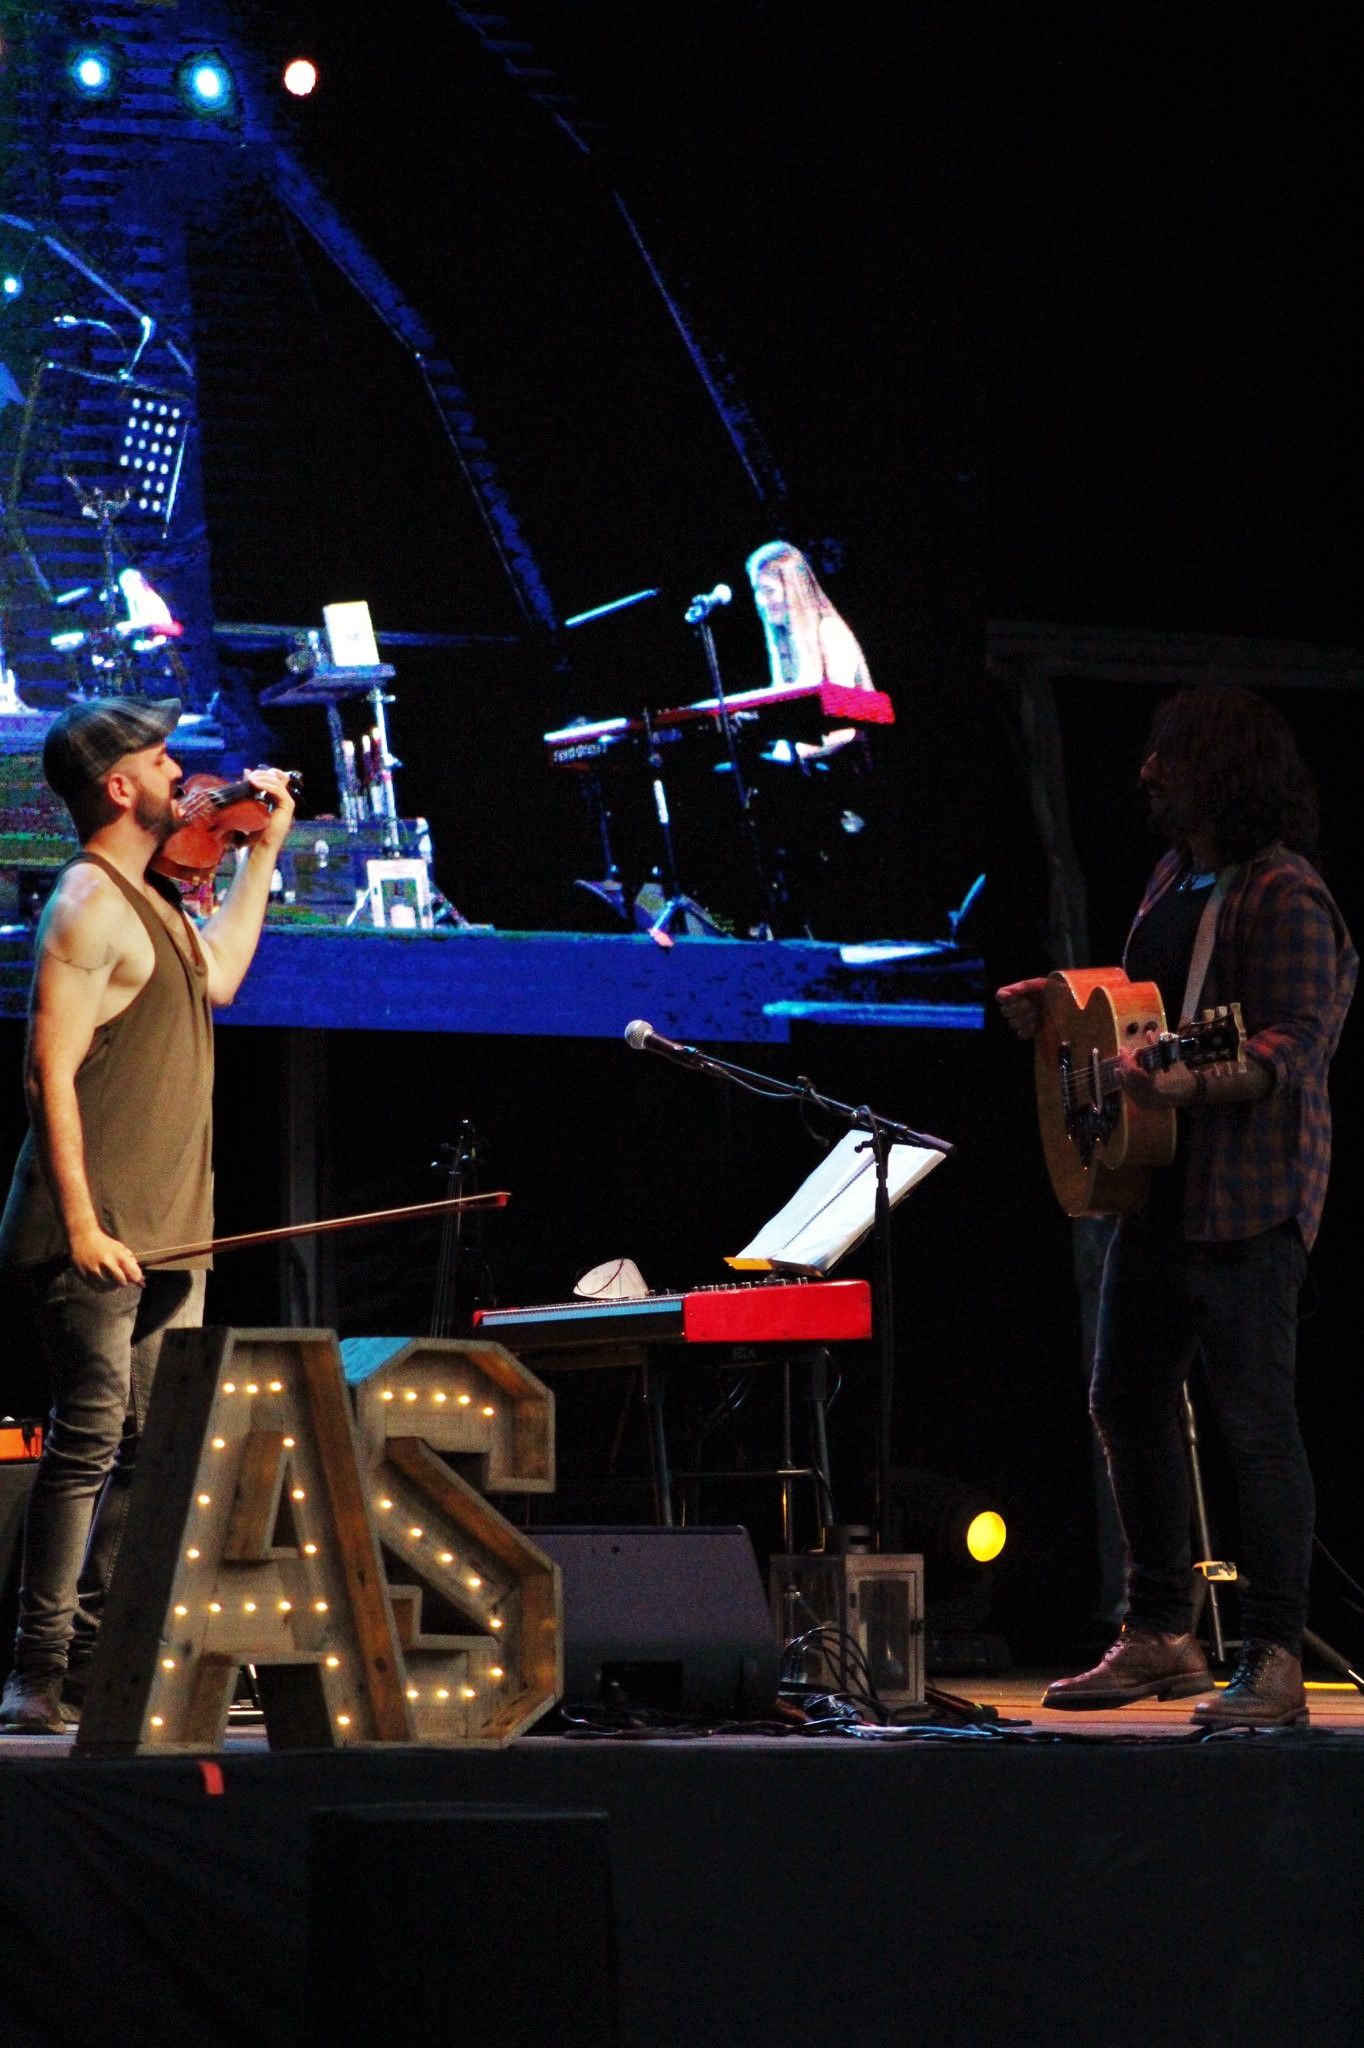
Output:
[
  {"xmin": 479, "ymin": 1280, "xmax": 871, "ymax": 1524},
  {"xmin": 474, "ymin": 1278, "xmax": 871, "ymax": 1363},
  {"xmin": 543, "ymin": 681, "xmax": 895, "ymax": 768}
]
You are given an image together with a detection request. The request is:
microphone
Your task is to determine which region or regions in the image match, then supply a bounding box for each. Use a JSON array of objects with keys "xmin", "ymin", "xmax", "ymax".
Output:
[
  {"xmin": 684, "ymin": 583, "xmax": 732, "ymax": 625},
  {"xmin": 624, "ymin": 1019, "xmax": 704, "ymax": 1067}
]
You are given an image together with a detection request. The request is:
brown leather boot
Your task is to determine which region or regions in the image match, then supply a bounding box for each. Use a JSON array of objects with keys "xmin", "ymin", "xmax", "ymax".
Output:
[
  {"xmin": 0, "ymin": 1671, "xmax": 75, "ymax": 1735},
  {"xmin": 1191, "ymin": 1640, "xmax": 1308, "ymax": 1730},
  {"xmin": 1043, "ymin": 1623, "xmax": 1215, "ymax": 1710}
]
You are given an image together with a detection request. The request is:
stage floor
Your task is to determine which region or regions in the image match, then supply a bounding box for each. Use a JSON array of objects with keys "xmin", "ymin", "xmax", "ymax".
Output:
[
  {"xmin": 2, "ymin": 1669, "xmax": 1360, "ymax": 1760},
  {"xmin": 974, "ymin": 1668, "xmax": 1364, "ymax": 1737},
  {"xmin": 3, "ymin": 1675, "xmax": 1361, "ymax": 2048}
]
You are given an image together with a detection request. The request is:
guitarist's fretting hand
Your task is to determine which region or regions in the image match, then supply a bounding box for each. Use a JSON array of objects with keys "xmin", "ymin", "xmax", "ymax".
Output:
[
  {"xmin": 1119, "ymin": 1039, "xmax": 1271, "ymax": 1112},
  {"xmin": 998, "ymin": 981, "xmax": 1265, "ymax": 1112},
  {"xmin": 995, "ymin": 978, "xmax": 1048, "ymax": 1040},
  {"xmin": 1116, "ymin": 1039, "xmax": 1200, "ymax": 1111}
]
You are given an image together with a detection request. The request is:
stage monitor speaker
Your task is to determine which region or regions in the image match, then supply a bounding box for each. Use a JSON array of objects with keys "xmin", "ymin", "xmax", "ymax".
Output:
[{"xmin": 535, "ymin": 1525, "xmax": 780, "ymax": 1718}]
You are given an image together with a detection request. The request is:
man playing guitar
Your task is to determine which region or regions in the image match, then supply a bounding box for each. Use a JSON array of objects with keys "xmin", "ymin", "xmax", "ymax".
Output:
[{"xmin": 998, "ymin": 685, "xmax": 1355, "ymax": 1728}]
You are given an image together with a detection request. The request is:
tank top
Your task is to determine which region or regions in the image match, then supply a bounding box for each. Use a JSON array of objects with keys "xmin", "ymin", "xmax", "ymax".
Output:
[{"xmin": 0, "ymin": 851, "xmax": 214, "ymax": 1270}]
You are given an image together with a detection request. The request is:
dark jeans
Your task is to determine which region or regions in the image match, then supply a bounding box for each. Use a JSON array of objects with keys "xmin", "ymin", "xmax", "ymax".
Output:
[
  {"xmin": 1090, "ymin": 1215, "xmax": 1312, "ymax": 1654},
  {"xmin": 13, "ymin": 1263, "xmax": 205, "ymax": 1677}
]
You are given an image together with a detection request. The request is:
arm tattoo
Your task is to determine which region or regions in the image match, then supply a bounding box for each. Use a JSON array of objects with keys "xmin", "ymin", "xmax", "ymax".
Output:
[{"xmin": 41, "ymin": 937, "xmax": 118, "ymax": 976}]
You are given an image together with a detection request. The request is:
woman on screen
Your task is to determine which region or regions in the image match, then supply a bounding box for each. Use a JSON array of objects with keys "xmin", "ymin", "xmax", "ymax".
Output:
[{"xmin": 746, "ymin": 540, "xmax": 875, "ymax": 759}]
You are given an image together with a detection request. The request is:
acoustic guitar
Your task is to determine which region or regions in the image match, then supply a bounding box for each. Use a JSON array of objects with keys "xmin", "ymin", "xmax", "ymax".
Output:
[{"xmin": 1035, "ymin": 967, "xmax": 1245, "ymax": 1217}]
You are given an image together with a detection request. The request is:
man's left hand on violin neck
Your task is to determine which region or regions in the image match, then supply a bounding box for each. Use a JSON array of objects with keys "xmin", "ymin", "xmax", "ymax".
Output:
[{"xmin": 236, "ymin": 767, "xmax": 298, "ymax": 852}]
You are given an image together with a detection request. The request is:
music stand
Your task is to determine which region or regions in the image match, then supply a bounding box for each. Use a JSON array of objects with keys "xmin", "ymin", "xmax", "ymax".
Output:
[
  {"xmin": 731, "ymin": 1121, "xmax": 948, "ymax": 1559},
  {"xmin": 728, "ymin": 1127, "xmax": 947, "ymax": 1554}
]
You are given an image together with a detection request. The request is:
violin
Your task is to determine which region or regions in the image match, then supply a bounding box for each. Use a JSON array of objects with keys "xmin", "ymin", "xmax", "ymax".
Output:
[{"xmin": 151, "ymin": 771, "xmax": 302, "ymax": 891}]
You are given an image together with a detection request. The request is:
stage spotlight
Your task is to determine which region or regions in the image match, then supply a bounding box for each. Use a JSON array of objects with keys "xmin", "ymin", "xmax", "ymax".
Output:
[
  {"xmin": 67, "ymin": 45, "xmax": 118, "ymax": 99},
  {"xmin": 2, "ymin": 272, "xmax": 23, "ymax": 302},
  {"xmin": 967, "ymin": 1508, "xmax": 1007, "ymax": 1563},
  {"xmin": 179, "ymin": 53, "xmax": 234, "ymax": 115},
  {"xmin": 888, "ymin": 1468, "xmax": 1011, "ymax": 1672},
  {"xmin": 890, "ymin": 1469, "xmax": 1008, "ymax": 1569},
  {"xmin": 282, "ymin": 57, "xmax": 318, "ymax": 98}
]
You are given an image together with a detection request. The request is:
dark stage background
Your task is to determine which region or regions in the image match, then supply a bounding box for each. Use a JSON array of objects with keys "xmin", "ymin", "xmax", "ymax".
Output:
[{"xmin": 2, "ymin": 4, "xmax": 1359, "ymax": 1663}]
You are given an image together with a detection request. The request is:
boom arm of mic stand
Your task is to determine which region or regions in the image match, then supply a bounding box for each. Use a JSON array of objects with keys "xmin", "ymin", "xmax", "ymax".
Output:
[{"xmin": 682, "ymin": 1047, "xmax": 954, "ymax": 1156}]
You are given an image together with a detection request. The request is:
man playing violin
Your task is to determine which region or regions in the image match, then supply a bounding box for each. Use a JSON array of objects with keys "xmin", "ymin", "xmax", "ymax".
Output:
[
  {"xmin": 997, "ymin": 686, "xmax": 1355, "ymax": 1729},
  {"xmin": 0, "ymin": 695, "xmax": 295, "ymax": 1733}
]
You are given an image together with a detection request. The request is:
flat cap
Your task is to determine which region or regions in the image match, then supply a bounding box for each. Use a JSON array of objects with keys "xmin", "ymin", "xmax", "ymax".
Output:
[{"xmin": 42, "ymin": 696, "xmax": 181, "ymax": 804}]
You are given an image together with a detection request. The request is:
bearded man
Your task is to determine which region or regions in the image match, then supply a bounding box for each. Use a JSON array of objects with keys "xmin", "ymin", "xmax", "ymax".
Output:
[{"xmin": 998, "ymin": 686, "xmax": 1355, "ymax": 1728}]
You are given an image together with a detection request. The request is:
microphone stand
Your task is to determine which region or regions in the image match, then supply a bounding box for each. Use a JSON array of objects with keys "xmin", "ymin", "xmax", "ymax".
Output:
[
  {"xmin": 64, "ymin": 472, "xmax": 134, "ymax": 693},
  {"xmin": 643, "ymin": 1037, "xmax": 951, "ymax": 1557},
  {"xmin": 641, "ymin": 1038, "xmax": 1001, "ymax": 1723}
]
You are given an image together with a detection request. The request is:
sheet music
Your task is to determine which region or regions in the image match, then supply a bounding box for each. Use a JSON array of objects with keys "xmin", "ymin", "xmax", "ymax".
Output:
[
  {"xmin": 728, "ymin": 1129, "xmax": 944, "ymax": 1275},
  {"xmin": 323, "ymin": 599, "xmax": 381, "ymax": 668}
]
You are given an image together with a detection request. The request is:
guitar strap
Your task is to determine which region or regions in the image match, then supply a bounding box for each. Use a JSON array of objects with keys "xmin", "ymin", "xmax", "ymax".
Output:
[{"xmin": 1179, "ymin": 866, "xmax": 1236, "ymax": 1023}]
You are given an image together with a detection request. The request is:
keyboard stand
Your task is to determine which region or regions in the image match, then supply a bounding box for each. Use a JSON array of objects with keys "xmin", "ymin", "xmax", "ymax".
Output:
[
  {"xmin": 668, "ymin": 1347, "xmax": 837, "ymax": 1551},
  {"xmin": 641, "ymin": 1358, "xmax": 674, "ymax": 1527}
]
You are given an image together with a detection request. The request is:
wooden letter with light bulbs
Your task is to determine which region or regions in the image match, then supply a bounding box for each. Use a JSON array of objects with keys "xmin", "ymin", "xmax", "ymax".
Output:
[
  {"xmin": 341, "ymin": 1335, "xmax": 560, "ymax": 1745},
  {"xmin": 73, "ymin": 1328, "xmax": 560, "ymax": 1755}
]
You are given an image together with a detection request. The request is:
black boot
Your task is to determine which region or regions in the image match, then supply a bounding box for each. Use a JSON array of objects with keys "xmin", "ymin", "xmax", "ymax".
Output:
[{"xmin": 1191, "ymin": 1641, "xmax": 1308, "ymax": 1730}]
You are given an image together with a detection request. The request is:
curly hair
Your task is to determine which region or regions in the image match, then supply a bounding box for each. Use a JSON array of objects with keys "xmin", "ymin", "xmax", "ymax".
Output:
[{"xmin": 1146, "ymin": 685, "xmax": 1320, "ymax": 864}]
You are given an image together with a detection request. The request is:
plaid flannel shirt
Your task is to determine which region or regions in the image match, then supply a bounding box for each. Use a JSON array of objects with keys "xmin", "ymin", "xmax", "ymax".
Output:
[{"xmin": 1125, "ymin": 845, "xmax": 1357, "ymax": 1248}]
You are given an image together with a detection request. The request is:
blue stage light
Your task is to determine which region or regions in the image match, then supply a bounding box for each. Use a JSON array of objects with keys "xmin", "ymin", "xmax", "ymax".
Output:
[
  {"xmin": 180, "ymin": 53, "xmax": 234, "ymax": 114},
  {"xmin": 2, "ymin": 272, "xmax": 23, "ymax": 301},
  {"xmin": 190, "ymin": 62, "xmax": 226, "ymax": 104},
  {"xmin": 68, "ymin": 46, "xmax": 117, "ymax": 98}
]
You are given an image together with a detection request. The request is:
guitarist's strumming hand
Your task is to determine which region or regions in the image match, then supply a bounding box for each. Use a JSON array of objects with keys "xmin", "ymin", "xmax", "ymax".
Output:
[{"xmin": 995, "ymin": 978, "xmax": 1048, "ymax": 1040}]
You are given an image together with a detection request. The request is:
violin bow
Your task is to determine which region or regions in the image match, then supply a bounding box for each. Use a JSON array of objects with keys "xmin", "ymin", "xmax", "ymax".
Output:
[{"xmin": 137, "ymin": 1191, "xmax": 511, "ymax": 1268}]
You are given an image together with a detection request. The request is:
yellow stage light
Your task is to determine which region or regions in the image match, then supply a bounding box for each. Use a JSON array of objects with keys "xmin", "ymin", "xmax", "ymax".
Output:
[{"xmin": 967, "ymin": 1510, "xmax": 1007, "ymax": 1563}]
